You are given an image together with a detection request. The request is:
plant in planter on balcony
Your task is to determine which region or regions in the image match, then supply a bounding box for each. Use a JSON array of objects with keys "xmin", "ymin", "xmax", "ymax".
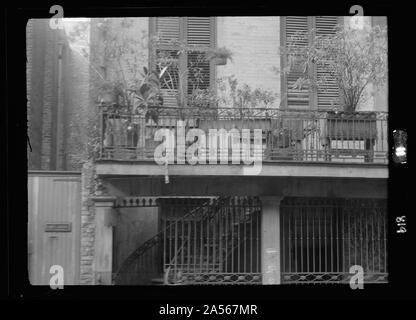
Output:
[
  {"xmin": 282, "ymin": 24, "xmax": 387, "ymax": 113},
  {"xmin": 216, "ymin": 76, "xmax": 294, "ymax": 156},
  {"xmin": 216, "ymin": 76, "xmax": 296, "ymax": 158},
  {"xmin": 96, "ymin": 19, "xmax": 150, "ymax": 109},
  {"xmin": 151, "ymin": 41, "xmax": 229, "ymax": 161},
  {"xmin": 93, "ymin": 20, "xmax": 173, "ymax": 156},
  {"xmin": 187, "ymin": 88, "xmax": 219, "ymax": 117},
  {"xmin": 129, "ymin": 66, "xmax": 167, "ymax": 124},
  {"xmin": 281, "ymin": 23, "xmax": 387, "ymax": 143},
  {"xmin": 217, "ymin": 75, "xmax": 279, "ymax": 124},
  {"xmin": 217, "ymin": 76, "xmax": 277, "ymax": 115},
  {"xmin": 98, "ymin": 80, "xmax": 132, "ymax": 114}
]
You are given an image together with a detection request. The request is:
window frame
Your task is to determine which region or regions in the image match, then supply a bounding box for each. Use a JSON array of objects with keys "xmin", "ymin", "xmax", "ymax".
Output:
[{"xmin": 149, "ymin": 17, "xmax": 217, "ymax": 107}]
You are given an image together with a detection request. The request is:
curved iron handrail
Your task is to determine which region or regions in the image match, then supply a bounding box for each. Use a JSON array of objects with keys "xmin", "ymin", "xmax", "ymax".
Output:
[
  {"xmin": 163, "ymin": 200, "xmax": 226, "ymax": 285},
  {"xmin": 113, "ymin": 197, "xmax": 219, "ymax": 284},
  {"xmin": 164, "ymin": 197, "xmax": 260, "ymax": 285}
]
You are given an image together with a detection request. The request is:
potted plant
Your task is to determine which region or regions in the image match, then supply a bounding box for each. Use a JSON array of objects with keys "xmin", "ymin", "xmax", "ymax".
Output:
[
  {"xmin": 98, "ymin": 80, "xmax": 133, "ymax": 155},
  {"xmin": 282, "ymin": 24, "xmax": 387, "ymax": 141},
  {"xmin": 215, "ymin": 77, "xmax": 279, "ymax": 129},
  {"xmin": 215, "ymin": 76, "xmax": 303, "ymax": 160},
  {"xmin": 130, "ymin": 66, "xmax": 166, "ymax": 123},
  {"xmin": 99, "ymin": 80, "xmax": 131, "ymax": 113},
  {"xmin": 205, "ymin": 47, "xmax": 233, "ymax": 66},
  {"xmin": 325, "ymin": 110, "xmax": 378, "ymax": 141},
  {"xmin": 124, "ymin": 66, "xmax": 168, "ymax": 155}
]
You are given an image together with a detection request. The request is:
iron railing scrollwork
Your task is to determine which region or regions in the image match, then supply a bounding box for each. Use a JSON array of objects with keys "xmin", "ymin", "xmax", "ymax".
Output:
[{"xmin": 98, "ymin": 108, "xmax": 388, "ymax": 164}]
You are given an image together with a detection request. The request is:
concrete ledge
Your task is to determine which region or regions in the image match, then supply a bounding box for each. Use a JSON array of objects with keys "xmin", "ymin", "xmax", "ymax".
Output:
[
  {"xmin": 95, "ymin": 161, "xmax": 388, "ymax": 179},
  {"xmin": 28, "ymin": 170, "xmax": 81, "ymax": 176}
]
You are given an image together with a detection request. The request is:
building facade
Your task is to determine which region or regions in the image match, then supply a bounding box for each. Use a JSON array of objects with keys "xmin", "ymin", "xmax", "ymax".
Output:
[{"xmin": 27, "ymin": 16, "xmax": 388, "ymax": 285}]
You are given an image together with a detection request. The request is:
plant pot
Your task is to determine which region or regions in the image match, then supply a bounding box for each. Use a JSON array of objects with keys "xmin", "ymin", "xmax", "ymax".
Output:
[
  {"xmin": 101, "ymin": 92, "xmax": 117, "ymax": 105},
  {"xmin": 326, "ymin": 111, "xmax": 377, "ymax": 140},
  {"xmin": 104, "ymin": 118, "xmax": 127, "ymax": 147},
  {"xmin": 212, "ymin": 57, "xmax": 227, "ymax": 66}
]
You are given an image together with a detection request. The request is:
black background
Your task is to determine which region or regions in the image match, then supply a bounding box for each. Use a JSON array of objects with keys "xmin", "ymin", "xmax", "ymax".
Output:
[{"xmin": 1, "ymin": 0, "xmax": 413, "ymax": 312}]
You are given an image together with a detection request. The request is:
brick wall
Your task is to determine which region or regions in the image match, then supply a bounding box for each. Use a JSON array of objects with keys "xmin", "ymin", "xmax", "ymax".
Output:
[
  {"xmin": 62, "ymin": 42, "xmax": 92, "ymax": 170},
  {"xmin": 40, "ymin": 27, "xmax": 58, "ymax": 170},
  {"xmin": 27, "ymin": 19, "xmax": 94, "ymax": 171},
  {"xmin": 77, "ymin": 18, "xmax": 151, "ymax": 285},
  {"xmin": 27, "ymin": 20, "xmax": 47, "ymax": 170},
  {"xmin": 79, "ymin": 161, "xmax": 96, "ymax": 284},
  {"xmin": 26, "ymin": 21, "xmax": 33, "ymax": 162}
]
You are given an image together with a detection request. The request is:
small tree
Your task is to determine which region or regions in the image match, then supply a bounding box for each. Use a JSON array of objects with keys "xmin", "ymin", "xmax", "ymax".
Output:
[
  {"xmin": 96, "ymin": 19, "xmax": 167, "ymax": 119},
  {"xmin": 281, "ymin": 24, "xmax": 388, "ymax": 112}
]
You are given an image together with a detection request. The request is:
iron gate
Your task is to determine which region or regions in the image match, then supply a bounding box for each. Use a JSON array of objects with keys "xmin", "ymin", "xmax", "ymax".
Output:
[
  {"xmin": 161, "ymin": 197, "xmax": 262, "ymax": 285},
  {"xmin": 113, "ymin": 196, "xmax": 262, "ymax": 285},
  {"xmin": 280, "ymin": 198, "xmax": 387, "ymax": 284}
]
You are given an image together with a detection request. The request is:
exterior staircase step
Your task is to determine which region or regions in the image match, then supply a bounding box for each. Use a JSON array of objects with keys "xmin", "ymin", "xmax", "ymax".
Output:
[{"xmin": 151, "ymin": 277, "xmax": 165, "ymax": 285}]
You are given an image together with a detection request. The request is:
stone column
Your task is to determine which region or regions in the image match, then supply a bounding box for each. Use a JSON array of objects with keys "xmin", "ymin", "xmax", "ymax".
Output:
[
  {"xmin": 92, "ymin": 196, "xmax": 116, "ymax": 285},
  {"xmin": 260, "ymin": 196, "xmax": 284, "ymax": 285}
]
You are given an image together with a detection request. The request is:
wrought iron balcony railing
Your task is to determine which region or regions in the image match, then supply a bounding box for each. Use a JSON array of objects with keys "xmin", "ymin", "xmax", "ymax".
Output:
[{"xmin": 98, "ymin": 107, "xmax": 388, "ymax": 164}]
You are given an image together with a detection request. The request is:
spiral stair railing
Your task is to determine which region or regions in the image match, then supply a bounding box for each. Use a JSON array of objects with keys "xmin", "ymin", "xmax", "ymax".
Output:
[
  {"xmin": 113, "ymin": 197, "xmax": 221, "ymax": 285},
  {"xmin": 164, "ymin": 197, "xmax": 261, "ymax": 285},
  {"xmin": 163, "ymin": 199, "xmax": 226, "ymax": 285}
]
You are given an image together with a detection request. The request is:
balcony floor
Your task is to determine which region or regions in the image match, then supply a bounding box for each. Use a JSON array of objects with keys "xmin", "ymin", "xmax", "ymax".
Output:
[{"xmin": 95, "ymin": 160, "xmax": 388, "ymax": 179}]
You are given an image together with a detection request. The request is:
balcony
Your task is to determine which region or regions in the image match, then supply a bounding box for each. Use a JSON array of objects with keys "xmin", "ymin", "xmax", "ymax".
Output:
[{"xmin": 98, "ymin": 107, "xmax": 388, "ymax": 166}]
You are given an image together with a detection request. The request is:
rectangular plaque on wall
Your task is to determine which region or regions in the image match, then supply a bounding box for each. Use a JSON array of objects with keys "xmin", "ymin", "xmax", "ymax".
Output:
[{"xmin": 45, "ymin": 222, "xmax": 72, "ymax": 232}]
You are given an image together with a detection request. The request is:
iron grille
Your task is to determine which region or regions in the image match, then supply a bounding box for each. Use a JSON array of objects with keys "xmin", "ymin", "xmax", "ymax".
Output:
[
  {"xmin": 161, "ymin": 197, "xmax": 262, "ymax": 285},
  {"xmin": 280, "ymin": 198, "xmax": 387, "ymax": 284}
]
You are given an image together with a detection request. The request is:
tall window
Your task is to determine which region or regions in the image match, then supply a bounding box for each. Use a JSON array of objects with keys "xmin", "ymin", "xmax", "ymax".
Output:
[
  {"xmin": 281, "ymin": 16, "xmax": 341, "ymax": 110},
  {"xmin": 150, "ymin": 17, "xmax": 216, "ymax": 107}
]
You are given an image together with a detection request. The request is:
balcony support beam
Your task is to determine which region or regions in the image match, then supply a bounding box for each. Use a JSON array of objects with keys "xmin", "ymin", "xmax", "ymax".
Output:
[
  {"xmin": 95, "ymin": 161, "xmax": 388, "ymax": 179},
  {"xmin": 92, "ymin": 196, "xmax": 116, "ymax": 285},
  {"xmin": 260, "ymin": 196, "xmax": 284, "ymax": 285}
]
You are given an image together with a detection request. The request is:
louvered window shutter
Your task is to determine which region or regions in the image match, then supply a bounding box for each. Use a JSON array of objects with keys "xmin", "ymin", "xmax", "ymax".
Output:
[
  {"xmin": 186, "ymin": 17, "xmax": 212, "ymax": 95},
  {"xmin": 315, "ymin": 16, "xmax": 340, "ymax": 109},
  {"xmin": 154, "ymin": 17, "xmax": 181, "ymax": 107},
  {"xmin": 284, "ymin": 16, "xmax": 310, "ymax": 109},
  {"xmin": 284, "ymin": 16, "xmax": 341, "ymax": 109}
]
